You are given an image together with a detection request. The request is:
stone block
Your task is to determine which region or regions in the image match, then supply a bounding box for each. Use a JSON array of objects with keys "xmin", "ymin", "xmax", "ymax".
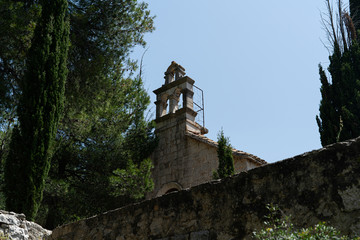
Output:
[
  {"xmin": 190, "ymin": 230, "xmax": 209, "ymax": 240},
  {"xmin": 166, "ymin": 174, "xmax": 174, "ymax": 183},
  {"xmin": 170, "ymin": 234, "xmax": 189, "ymax": 240},
  {"xmin": 338, "ymin": 185, "xmax": 360, "ymax": 211},
  {"xmin": 160, "ymin": 176, "xmax": 166, "ymax": 185},
  {"xmin": 150, "ymin": 217, "xmax": 163, "ymax": 236}
]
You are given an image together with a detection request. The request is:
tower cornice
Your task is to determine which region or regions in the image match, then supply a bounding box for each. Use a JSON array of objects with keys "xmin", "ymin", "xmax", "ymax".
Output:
[{"xmin": 153, "ymin": 76, "xmax": 194, "ymax": 95}]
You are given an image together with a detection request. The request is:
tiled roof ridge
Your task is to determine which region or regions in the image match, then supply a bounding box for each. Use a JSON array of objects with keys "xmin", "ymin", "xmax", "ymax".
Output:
[{"xmin": 185, "ymin": 130, "xmax": 267, "ymax": 165}]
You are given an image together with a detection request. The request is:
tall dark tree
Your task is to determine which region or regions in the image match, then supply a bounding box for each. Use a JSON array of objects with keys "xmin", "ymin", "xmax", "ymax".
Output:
[
  {"xmin": 0, "ymin": 0, "xmax": 156, "ymax": 226},
  {"xmin": 0, "ymin": 0, "xmax": 154, "ymax": 140},
  {"xmin": 0, "ymin": 1, "xmax": 40, "ymax": 163},
  {"xmin": 38, "ymin": 76, "xmax": 157, "ymax": 228},
  {"xmin": 35, "ymin": 1, "xmax": 156, "ymax": 228},
  {"xmin": 350, "ymin": 0, "xmax": 360, "ymax": 26},
  {"xmin": 4, "ymin": 0, "xmax": 69, "ymax": 220},
  {"xmin": 215, "ymin": 130, "xmax": 234, "ymax": 179},
  {"xmin": 317, "ymin": 0, "xmax": 360, "ymax": 146}
]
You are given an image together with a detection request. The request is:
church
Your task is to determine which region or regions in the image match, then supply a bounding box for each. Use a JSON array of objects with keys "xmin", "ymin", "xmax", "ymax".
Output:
[{"xmin": 147, "ymin": 62, "xmax": 266, "ymax": 199}]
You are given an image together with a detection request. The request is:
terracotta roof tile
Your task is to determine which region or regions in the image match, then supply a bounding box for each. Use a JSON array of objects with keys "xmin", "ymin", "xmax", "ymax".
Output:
[{"xmin": 185, "ymin": 131, "xmax": 267, "ymax": 165}]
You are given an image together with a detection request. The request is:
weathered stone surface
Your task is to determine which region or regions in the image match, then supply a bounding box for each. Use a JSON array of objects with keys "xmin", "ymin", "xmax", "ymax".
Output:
[
  {"xmin": 0, "ymin": 210, "xmax": 51, "ymax": 240},
  {"xmin": 338, "ymin": 184, "xmax": 360, "ymax": 211},
  {"xmin": 48, "ymin": 137, "xmax": 360, "ymax": 239},
  {"xmin": 170, "ymin": 234, "xmax": 188, "ymax": 240},
  {"xmin": 189, "ymin": 230, "xmax": 209, "ymax": 240}
]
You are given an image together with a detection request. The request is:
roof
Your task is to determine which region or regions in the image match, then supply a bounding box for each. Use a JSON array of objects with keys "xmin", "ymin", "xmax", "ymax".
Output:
[{"xmin": 185, "ymin": 131, "xmax": 267, "ymax": 165}]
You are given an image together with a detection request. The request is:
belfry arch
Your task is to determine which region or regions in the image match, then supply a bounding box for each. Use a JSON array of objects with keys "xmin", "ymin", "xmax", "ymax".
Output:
[{"xmin": 154, "ymin": 61, "xmax": 197, "ymax": 120}]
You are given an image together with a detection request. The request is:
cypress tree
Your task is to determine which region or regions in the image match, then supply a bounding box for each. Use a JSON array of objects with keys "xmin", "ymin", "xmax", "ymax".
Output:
[
  {"xmin": 350, "ymin": 0, "xmax": 360, "ymax": 27},
  {"xmin": 316, "ymin": 64, "xmax": 339, "ymax": 146},
  {"xmin": 4, "ymin": 0, "xmax": 69, "ymax": 220},
  {"xmin": 216, "ymin": 130, "xmax": 234, "ymax": 179},
  {"xmin": 317, "ymin": 1, "xmax": 360, "ymax": 146},
  {"xmin": 317, "ymin": 41, "xmax": 360, "ymax": 146}
]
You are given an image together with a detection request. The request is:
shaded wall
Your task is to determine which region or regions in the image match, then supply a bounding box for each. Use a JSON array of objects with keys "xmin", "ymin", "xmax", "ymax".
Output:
[
  {"xmin": 48, "ymin": 137, "xmax": 360, "ymax": 240},
  {"xmin": 149, "ymin": 109, "xmax": 261, "ymax": 199}
]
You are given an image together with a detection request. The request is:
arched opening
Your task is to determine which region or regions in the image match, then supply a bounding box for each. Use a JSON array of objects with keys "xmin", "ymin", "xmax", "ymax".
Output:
[
  {"xmin": 166, "ymin": 98, "xmax": 170, "ymax": 114},
  {"xmin": 178, "ymin": 93, "xmax": 183, "ymax": 109},
  {"xmin": 160, "ymin": 94, "xmax": 169, "ymax": 117},
  {"xmin": 165, "ymin": 188, "xmax": 179, "ymax": 194},
  {"xmin": 173, "ymin": 88, "xmax": 182, "ymax": 111},
  {"xmin": 156, "ymin": 181, "xmax": 183, "ymax": 197}
]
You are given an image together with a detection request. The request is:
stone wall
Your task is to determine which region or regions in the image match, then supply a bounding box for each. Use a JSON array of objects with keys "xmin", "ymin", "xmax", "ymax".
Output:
[
  {"xmin": 48, "ymin": 137, "xmax": 360, "ymax": 240},
  {"xmin": 183, "ymin": 136, "xmax": 259, "ymax": 189},
  {"xmin": 149, "ymin": 111, "xmax": 263, "ymax": 199}
]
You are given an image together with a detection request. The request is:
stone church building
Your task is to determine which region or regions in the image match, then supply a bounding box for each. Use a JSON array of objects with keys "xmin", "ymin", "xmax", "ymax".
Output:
[{"xmin": 147, "ymin": 62, "xmax": 266, "ymax": 199}]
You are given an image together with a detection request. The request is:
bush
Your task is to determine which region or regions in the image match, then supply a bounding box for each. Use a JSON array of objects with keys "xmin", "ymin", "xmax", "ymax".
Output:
[{"xmin": 253, "ymin": 204, "xmax": 359, "ymax": 240}]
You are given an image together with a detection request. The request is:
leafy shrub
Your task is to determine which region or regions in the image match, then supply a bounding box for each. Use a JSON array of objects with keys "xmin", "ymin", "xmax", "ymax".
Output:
[
  {"xmin": 253, "ymin": 204, "xmax": 359, "ymax": 240},
  {"xmin": 0, "ymin": 232, "xmax": 9, "ymax": 240},
  {"xmin": 109, "ymin": 158, "xmax": 154, "ymax": 199}
]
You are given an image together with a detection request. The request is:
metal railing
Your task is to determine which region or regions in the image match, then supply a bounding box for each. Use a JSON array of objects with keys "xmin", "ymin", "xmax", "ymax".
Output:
[{"xmin": 193, "ymin": 85, "xmax": 205, "ymax": 128}]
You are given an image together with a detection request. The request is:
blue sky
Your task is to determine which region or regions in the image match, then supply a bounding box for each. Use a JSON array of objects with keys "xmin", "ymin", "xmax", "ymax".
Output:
[{"xmin": 132, "ymin": 0, "xmax": 336, "ymax": 163}]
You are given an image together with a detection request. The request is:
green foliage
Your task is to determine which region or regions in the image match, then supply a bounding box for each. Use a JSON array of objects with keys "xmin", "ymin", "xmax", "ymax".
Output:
[
  {"xmin": 317, "ymin": 2, "xmax": 360, "ymax": 146},
  {"xmin": 0, "ymin": 0, "xmax": 40, "ymax": 164},
  {"xmin": 4, "ymin": 0, "xmax": 69, "ymax": 220},
  {"xmin": 253, "ymin": 204, "xmax": 358, "ymax": 240},
  {"xmin": 64, "ymin": 0, "xmax": 154, "ymax": 114},
  {"xmin": 0, "ymin": 0, "xmax": 40, "ymax": 108},
  {"xmin": 110, "ymin": 158, "xmax": 154, "ymax": 199},
  {"xmin": 0, "ymin": 0, "xmax": 156, "ymax": 227},
  {"xmin": 215, "ymin": 130, "xmax": 234, "ymax": 179},
  {"xmin": 0, "ymin": 0, "xmax": 155, "ymax": 117},
  {"xmin": 350, "ymin": 0, "xmax": 360, "ymax": 27},
  {"xmin": 0, "ymin": 232, "xmax": 9, "ymax": 240},
  {"xmin": 317, "ymin": 41, "xmax": 360, "ymax": 146},
  {"xmin": 0, "ymin": 194, "xmax": 4, "ymax": 210},
  {"xmin": 37, "ymin": 76, "xmax": 157, "ymax": 228},
  {"xmin": 35, "ymin": 0, "xmax": 156, "ymax": 227}
]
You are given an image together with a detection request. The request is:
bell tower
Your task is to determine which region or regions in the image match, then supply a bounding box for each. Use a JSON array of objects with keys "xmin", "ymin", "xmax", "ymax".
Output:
[
  {"xmin": 149, "ymin": 61, "xmax": 207, "ymax": 198},
  {"xmin": 153, "ymin": 61, "xmax": 204, "ymax": 134},
  {"xmin": 148, "ymin": 61, "xmax": 266, "ymax": 199}
]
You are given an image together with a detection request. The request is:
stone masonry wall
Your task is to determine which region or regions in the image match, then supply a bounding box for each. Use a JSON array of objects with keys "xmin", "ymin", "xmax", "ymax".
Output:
[
  {"xmin": 149, "ymin": 111, "xmax": 189, "ymax": 198},
  {"xmin": 184, "ymin": 137, "xmax": 259, "ymax": 188},
  {"xmin": 48, "ymin": 137, "xmax": 360, "ymax": 240},
  {"xmin": 149, "ymin": 109, "xmax": 260, "ymax": 199}
]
